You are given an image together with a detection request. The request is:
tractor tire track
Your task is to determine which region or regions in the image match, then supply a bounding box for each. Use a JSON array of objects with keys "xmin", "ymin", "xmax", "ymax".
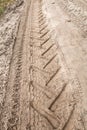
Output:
[{"xmin": 0, "ymin": 0, "xmax": 84, "ymax": 130}]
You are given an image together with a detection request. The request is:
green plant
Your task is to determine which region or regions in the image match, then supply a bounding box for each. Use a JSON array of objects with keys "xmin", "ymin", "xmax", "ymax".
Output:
[
  {"xmin": 0, "ymin": 6, "xmax": 4, "ymax": 15},
  {"xmin": 0, "ymin": 0, "xmax": 13, "ymax": 15}
]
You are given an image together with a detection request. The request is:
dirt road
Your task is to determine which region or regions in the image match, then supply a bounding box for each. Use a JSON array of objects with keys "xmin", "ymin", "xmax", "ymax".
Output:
[{"xmin": 0, "ymin": 0, "xmax": 87, "ymax": 129}]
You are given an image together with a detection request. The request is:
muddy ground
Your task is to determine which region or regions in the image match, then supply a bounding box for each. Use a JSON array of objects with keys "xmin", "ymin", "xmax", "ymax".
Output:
[{"xmin": 0, "ymin": 0, "xmax": 87, "ymax": 130}]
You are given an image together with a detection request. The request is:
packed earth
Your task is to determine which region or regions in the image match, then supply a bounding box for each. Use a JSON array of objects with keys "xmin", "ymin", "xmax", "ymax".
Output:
[{"xmin": 0, "ymin": 0, "xmax": 87, "ymax": 130}]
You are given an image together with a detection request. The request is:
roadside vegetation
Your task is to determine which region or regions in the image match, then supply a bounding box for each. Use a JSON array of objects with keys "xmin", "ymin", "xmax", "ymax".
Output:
[{"xmin": 0, "ymin": 0, "xmax": 13, "ymax": 15}]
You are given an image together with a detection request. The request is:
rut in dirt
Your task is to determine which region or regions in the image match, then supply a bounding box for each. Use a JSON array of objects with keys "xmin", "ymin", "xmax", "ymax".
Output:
[{"xmin": 0, "ymin": 0, "xmax": 85, "ymax": 130}]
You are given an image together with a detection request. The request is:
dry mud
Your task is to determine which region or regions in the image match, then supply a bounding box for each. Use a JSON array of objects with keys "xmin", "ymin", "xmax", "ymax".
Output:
[
  {"xmin": 56, "ymin": 0, "xmax": 87, "ymax": 36},
  {"xmin": 0, "ymin": 0, "xmax": 23, "ymax": 117},
  {"xmin": 0, "ymin": 0, "xmax": 87, "ymax": 130}
]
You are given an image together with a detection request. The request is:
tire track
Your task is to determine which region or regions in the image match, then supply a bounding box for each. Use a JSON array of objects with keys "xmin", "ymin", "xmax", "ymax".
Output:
[
  {"xmin": 0, "ymin": 0, "xmax": 83, "ymax": 129},
  {"xmin": 29, "ymin": 0, "xmax": 78, "ymax": 129},
  {"xmin": 43, "ymin": 54, "xmax": 57, "ymax": 69},
  {"xmin": 0, "ymin": 0, "xmax": 31, "ymax": 129}
]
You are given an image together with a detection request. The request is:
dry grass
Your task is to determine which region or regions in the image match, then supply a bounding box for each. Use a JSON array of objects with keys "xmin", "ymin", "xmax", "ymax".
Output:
[{"xmin": 0, "ymin": 0, "xmax": 13, "ymax": 15}]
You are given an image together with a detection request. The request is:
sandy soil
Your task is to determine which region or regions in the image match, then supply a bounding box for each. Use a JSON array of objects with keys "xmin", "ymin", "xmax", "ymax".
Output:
[
  {"xmin": 55, "ymin": 0, "xmax": 87, "ymax": 36},
  {"xmin": 43, "ymin": 0, "xmax": 87, "ymax": 128},
  {"xmin": 0, "ymin": 0, "xmax": 87, "ymax": 129},
  {"xmin": 0, "ymin": 0, "xmax": 23, "ymax": 124}
]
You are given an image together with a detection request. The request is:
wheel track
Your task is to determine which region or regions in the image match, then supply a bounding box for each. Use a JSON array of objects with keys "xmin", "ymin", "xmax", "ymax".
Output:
[
  {"xmin": 41, "ymin": 44, "xmax": 54, "ymax": 56},
  {"xmin": 0, "ymin": 0, "xmax": 31, "ymax": 129},
  {"xmin": 29, "ymin": 0, "xmax": 76, "ymax": 130},
  {"xmin": 43, "ymin": 54, "xmax": 57, "ymax": 69},
  {"xmin": 24, "ymin": 0, "xmax": 81, "ymax": 129},
  {"xmin": 0, "ymin": 0, "xmax": 83, "ymax": 129},
  {"xmin": 7, "ymin": 45, "xmax": 22, "ymax": 130},
  {"xmin": 29, "ymin": 1, "xmax": 58, "ymax": 129},
  {"xmin": 28, "ymin": 0, "xmax": 83, "ymax": 130}
]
